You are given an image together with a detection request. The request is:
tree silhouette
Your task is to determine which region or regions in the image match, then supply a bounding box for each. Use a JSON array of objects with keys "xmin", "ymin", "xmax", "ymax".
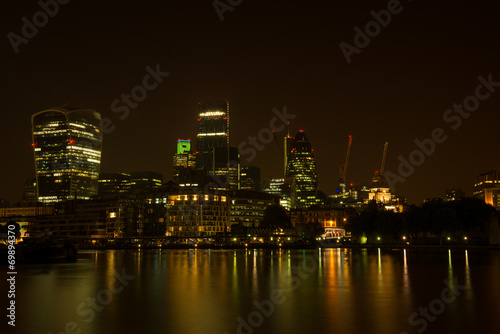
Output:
[{"xmin": 260, "ymin": 205, "xmax": 292, "ymax": 230}]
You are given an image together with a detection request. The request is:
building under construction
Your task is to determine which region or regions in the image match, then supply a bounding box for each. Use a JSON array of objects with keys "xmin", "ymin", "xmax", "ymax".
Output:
[{"xmin": 333, "ymin": 137, "xmax": 405, "ymax": 212}]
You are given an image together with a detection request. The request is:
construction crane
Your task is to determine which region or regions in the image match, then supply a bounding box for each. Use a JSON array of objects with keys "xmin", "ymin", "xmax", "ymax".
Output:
[
  {"xmin": 338, "ymin": 135, "xmax": 352, "ymax": 196},
  {"xmin": 379, "ymin": 141, "xmax": 388, "ymax": 175},
  {"xmin": 373, "ymin": 142, "xmax": 389, "ymax": 187}
]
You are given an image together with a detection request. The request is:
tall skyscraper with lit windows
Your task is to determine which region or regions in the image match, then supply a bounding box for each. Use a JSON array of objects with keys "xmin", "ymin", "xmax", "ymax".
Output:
[
  {"xmin": 31, "ymin": 107, "xmax": 103, "ymax": 203},
  {"xmin": 173, "ymin": 139, "xmax": 196, "ymax": 184},
  {"xmin": 285, "ymin": 130, "xmax": 321, "ymax": 209},
  {"xmin": 196, "ymin": 101, "xmax": 230, "ymax": 170}
]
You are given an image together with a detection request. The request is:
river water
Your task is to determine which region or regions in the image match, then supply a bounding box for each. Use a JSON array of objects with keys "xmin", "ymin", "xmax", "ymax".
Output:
[{"xmin": 6, "ymin": 248, "xmax": 500, "ymax": 334}]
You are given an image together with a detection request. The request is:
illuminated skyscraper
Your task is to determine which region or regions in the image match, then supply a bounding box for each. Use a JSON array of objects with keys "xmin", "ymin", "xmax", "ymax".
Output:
[
  {"xmin": 173, "ymin": 139, "xmax": 196, "ymax": 184},
  {"xmin": 196, "ymin": 101, "xmax": 229, "ymax": 170},
  {"xmin": 285, "ymin": 130, "xmax": 321, "ymax": 209},
  {"xmin": 194, "ymin": 101, "xmax": 239, "ymax": 190},
  {"xmin": 31, "ymin": 107, "xmax": 103, "ymax": 203}
]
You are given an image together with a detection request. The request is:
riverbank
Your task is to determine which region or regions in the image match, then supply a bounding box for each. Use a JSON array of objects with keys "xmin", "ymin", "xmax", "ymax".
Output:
[{"xmin": 78, "ymin": 243, "xmax": 500, "ymax": 250}]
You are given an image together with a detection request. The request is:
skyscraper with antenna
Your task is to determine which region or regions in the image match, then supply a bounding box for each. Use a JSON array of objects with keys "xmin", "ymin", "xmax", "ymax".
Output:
[{"xmin": 283, "ymin": 122, "xmax": 293, "ymax": 178}]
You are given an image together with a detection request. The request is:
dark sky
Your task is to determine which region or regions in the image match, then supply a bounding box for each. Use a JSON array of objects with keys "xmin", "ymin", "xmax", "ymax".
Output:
[{"xmin": 1, "ymin": 0, "xmax": 499, "ymax": 204}]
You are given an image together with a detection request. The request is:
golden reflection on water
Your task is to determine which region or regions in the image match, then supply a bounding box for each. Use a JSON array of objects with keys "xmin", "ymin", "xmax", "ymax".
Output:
[
  {"xmin": 464, "ymin": 250, "xmax": 472, "ymax": 299},
  {"xmin": 448, "ymin": 249, "xmax": 455, "ymax": 294},
  {"xmin": 15, "ymin": 248, "xmax": 500, "ymax": 334},
  {"xmin": 403, "ymin": 249, "xmax": 409, "ymax": 289},
  {"xmin": 377, "ymin": 248, "xmax": 382, "ymax": 286},
  {"xmin": 252, "ymin": 250, "xmax": 258, "ymax": 295}
]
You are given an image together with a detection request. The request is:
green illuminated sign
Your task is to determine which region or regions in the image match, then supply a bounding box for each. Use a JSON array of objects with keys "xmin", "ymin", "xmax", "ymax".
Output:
[{"xmin": 177, "ymin": 139, "xmax": 191, "ymax": 154}]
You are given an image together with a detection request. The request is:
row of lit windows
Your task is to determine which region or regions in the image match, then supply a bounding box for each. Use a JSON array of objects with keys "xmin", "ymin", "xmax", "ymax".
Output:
[
  {"xmin": 67, "ymin": 146, "xmax": 101, "ymax": 156},
  {"xmin": 33, "ymin": 129, "xmax": 69, "ymax": 135},
  {"xmin": 147, "ymin": 195, "xmax": 227, "ymax": 204}
]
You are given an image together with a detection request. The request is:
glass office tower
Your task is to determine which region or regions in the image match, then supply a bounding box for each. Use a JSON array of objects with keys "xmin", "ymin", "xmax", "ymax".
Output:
[
  {"xmin": 31, "ymin": 107, "xmax": 103, "ymax": 203},
  {"xmin": 285, "ymin": 130, "xmax": 320, "ymax": 209},
  {"xmin": 196, "ymin": 101, "xmax": 230, "ymax": 170}
]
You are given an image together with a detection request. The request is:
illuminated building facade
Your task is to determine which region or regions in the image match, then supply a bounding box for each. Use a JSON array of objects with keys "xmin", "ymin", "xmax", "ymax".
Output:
[
  {"xmin": 196, "ymin": 101, "xmax": 230, "ymax": 170},
  {"xmin": 173, "ymin": 139, "xmax": 196, "ymax": 184},
  {"xmin": 474, "ymin": 170, "xmax": 500, "ymax": 210},
  {"xmin": 28, "ymin": 199, "xmax": 123, "ymax": 240},
  {"xmin": 31, "ymin": 108, "xmax": 103, "ymax": 203},
  {"xmin": 165, "ymin": 193, "xmax": 229, "ymax": 237},
  {"xmin": 367, "ymin": 187, "xmax": 392, "ymax": 204},
  {"xmin": 130, "ymin": 172, "xmax": 163, "ymax": 193},
  {"xmin": 365, "ymin": 185, "xmax": 404, "ymax": 212},
  {"xmin": 98, "ymin": 173, "xmax": 131, "ymax": 197},
  {"xmin": 227, "ymin": 190, "xmax": 279, "ymax": 227},
  {"xmin": 263, "ymin": 178, "xmax": 292, "ymax": 210},
  {"xmin": 285, "ymin": 131, "xmax": 321, "ymax": 209},
  {"xmin": 105, "ymin": 197, "xmax": 137, "ymax": 238},
  {"xmin": 0, "ymin": 205, "xmax": 55, "ymax": 218},
  {"xmin": 240, "ymin": 166, "xmax": 261, "ymax": 191},
  {"xmin": 136, "ymin": 190, "xmax": 230, "ymax": 237},
  {"xmin": 289, "ymin": 207, "xmax": 351, "ymax": 237},
  {"xmin": 98, "ymin": 171, "xmax": 163, "ymax": 196}
]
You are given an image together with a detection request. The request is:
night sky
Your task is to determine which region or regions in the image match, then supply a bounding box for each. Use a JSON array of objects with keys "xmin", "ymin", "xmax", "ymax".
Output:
[{"xmin": 1, "ymin": 0, "xmax": 499, "ymax": 204}]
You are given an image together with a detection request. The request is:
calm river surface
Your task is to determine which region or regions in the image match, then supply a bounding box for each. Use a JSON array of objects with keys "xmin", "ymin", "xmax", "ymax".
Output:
[{"xmin": 6, "ymin": 248, "xmax": 500, "ymax": 334}]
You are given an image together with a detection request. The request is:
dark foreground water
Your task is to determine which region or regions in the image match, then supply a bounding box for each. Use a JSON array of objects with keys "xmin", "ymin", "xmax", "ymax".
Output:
[{"xmin": 4, "ymin": 248, "xmax": 500, "ymax": 334}]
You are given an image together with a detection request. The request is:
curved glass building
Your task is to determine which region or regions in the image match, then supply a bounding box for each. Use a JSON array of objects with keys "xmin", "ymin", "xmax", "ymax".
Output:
[
  {"xmin": 31, "ymin": 107, "xmax": 103, "ymax": 203},
  {"xmin": 285, "ymin": 130, "xmax": 321, "ymax": 209}
]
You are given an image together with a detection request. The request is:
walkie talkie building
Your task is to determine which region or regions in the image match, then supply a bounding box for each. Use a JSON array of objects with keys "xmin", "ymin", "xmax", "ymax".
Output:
[{"xmin": 31, "ymin": 107, "xmax": 103, "ymax": 203}]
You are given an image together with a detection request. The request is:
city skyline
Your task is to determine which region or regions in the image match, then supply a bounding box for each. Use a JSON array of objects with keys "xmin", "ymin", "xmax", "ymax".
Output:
[
  {"xmin": 1, "ymin": 96, "xmax": 498, "ymax": 205},
  {"xmin": 3, "ymin": 3, "xmax": 500, "ymax": 334},
  {"xmin": 2, "ymin": 1, "xmax": 499, "ymax": 205}
]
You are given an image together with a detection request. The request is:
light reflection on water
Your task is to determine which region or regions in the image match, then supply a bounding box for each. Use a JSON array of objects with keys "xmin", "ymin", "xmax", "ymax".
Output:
[{"xmin": 8, "ymin": 248, "xmax": 500, "ymax": 334}]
